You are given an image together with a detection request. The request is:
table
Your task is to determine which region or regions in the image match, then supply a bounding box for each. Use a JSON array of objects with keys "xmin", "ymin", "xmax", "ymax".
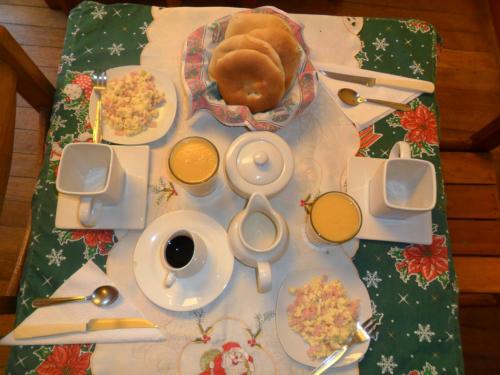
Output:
[{"xmin": 6, "ymin": 1, "xmax": 464, "ymax": 374}]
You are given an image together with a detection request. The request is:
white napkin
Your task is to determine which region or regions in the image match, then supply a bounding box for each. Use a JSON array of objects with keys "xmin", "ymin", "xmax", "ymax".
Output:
[
  {"xmin": 0, "ymin": 261, "xmax": 165, "ymax": 345},
  {"xmin": 316, "ymin": 62, "xmax": 422, "ymax": 130}
]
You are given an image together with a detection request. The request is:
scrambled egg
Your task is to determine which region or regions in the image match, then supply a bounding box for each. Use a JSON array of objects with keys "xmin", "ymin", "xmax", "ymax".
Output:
[
  {"xmin": 102, "ymin": 70, "xmax": 165, "ymax": 136},
  {"xmin": 287, "ymin": 275, "xmax": 359, "ymax": 359}
]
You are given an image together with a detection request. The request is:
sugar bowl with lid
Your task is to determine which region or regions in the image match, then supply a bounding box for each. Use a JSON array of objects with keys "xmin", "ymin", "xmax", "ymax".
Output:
[{"xmin": 226, "ymin": 131, "xmax": 293, "ymax": 293}]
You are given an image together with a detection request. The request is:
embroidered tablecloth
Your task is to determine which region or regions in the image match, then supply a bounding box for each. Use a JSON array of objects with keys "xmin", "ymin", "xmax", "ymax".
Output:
[{"xmin": 6, "ymin": 1, "xmax": 464, "ymax": 374}]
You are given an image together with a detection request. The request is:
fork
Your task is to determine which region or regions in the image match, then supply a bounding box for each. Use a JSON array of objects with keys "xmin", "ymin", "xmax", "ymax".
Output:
[
  {"xmin": 309, "ymin": 317, "xmax": 378, "ymax": 375},
  {"xmin": 91, "ymin": 70, "xmax": 107, "ymax": 143}
]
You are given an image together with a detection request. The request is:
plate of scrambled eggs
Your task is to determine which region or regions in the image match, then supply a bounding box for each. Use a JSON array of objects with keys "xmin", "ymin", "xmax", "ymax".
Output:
[
  {"xmin": 276, "ymin": 252, "xmax": 372, "ymax": 368},
  {"xmin": 89, "ymin": 65, "xmax": 177, "ymax": 145}
]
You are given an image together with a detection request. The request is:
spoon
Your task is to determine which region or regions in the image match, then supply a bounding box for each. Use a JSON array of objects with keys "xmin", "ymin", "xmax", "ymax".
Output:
[
  {"xmin": 338, "ymin": 88, "xmax": 411, "ymax": 111},
  {"xmin": 31, "ymin": 285, "xmax": 119, "ymax": 308}
]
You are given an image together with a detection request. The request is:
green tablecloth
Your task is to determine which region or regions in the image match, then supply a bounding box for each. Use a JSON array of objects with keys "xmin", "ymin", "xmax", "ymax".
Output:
[{"xmin": 7, "ymin": 1, "xmax": 464, "ymax": 374}]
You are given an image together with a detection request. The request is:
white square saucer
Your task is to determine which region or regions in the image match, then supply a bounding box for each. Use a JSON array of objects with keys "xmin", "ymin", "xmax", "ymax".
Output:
[
  {"xmin": 55, "ymin": 145, "xmax": 150, "ymax": 230},
  {"xmin": 346, "ymin": 156, "xmax": 432, "ymax": 245}
]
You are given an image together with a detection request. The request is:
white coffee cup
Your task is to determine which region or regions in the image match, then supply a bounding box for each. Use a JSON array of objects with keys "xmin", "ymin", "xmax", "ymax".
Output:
[
  {"xmin": 56, "ymin": 143, "xmax": 126, "ymax": 227},
  {"xmin": 369, "ymin": 141, "xmax": 436, "ymax": 219},
  {"xmin": 160, "ymin": 230, "xmax": 207, "ymax": 288}
]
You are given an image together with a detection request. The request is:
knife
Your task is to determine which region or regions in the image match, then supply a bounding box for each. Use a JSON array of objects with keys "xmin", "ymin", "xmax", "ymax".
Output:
[
  {"xmin": 319, "ymin": 70, "xmax": 435, "ymax": 93},
  {"xmin": 14, "ymin": 318, "xmax": 157, "ymax": 339}
]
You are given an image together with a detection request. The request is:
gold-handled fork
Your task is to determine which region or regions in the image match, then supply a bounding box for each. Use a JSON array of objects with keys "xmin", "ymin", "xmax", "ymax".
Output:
[
  {"xmin": 91, "ymin": 70, "xmax": 107, "ymax": 143},
  {"xmin": 309, "ymin": 317, "xmax": 378, "ymax": 375}
]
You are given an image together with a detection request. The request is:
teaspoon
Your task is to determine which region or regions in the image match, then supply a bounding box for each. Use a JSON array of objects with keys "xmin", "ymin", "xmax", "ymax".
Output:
[
  {"xmin": 32, "ymin": 285, "xmax": 119, "ymax": 308},
  {"xmin": 338, "ymin": 88, "xmax": 411, "ymax": 111}
]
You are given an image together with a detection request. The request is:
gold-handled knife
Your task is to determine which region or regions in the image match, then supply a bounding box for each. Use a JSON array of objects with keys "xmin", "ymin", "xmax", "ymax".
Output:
[
  {"xmin": 14, "ymin": 318, "xmax": 157, "ymax": 339},
  {"xmin": 319, "ymin": 70, "xmax": 435, "ymax": 93}
]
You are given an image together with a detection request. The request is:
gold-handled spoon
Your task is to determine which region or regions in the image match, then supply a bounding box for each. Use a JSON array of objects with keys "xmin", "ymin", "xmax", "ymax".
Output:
[
  {"xmin": 32, "ymin": 285, "xmax": 119, "ymax": 308},
  {"xmin": 338, "ymin": 88, "xmax": 411, "ymax": 111}
]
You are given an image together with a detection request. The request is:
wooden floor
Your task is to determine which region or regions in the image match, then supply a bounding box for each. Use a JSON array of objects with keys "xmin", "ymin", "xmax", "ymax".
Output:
[{"xmin": 0, "ymin": 0, "xmax": 499, "ymax": 374}]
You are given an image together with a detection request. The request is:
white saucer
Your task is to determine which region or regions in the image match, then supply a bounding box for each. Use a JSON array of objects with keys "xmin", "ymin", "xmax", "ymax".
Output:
[
  {"xmin": 275, "ymin": 251, "xmax": 372, "ymax": 368},
  {"xmin": 89, "ymin": 65, "xmax": 177, "ymax": 145},
  {"xmin": 55, "ymin": 145, "xmax": 149, "ymax": 230},
  {"xmin": 133, "ymin": 210, "xmax": 234, "ymax": 312},
  {"xmin": 346, "ymin": 156, "xmax": 432, "ymax": 244}
]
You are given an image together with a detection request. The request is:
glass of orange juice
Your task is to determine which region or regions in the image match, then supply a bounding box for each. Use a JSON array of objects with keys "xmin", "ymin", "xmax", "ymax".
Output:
[
  {"xmin": 168, "ymin": 136, "xmax": 220, "ymax": 197},
  {"xmin": 305, "ymin": 191, "xmax": 362, "ymax": 246}
]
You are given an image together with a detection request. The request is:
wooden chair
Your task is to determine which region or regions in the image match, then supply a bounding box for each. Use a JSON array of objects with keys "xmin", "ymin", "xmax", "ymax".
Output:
[{"xmin": 0, "ymin": 26, "xmax": 54, "ymax": 314}]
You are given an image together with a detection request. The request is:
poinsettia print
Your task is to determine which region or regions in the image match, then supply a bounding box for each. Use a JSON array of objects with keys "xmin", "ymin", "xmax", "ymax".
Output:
[
  {"xmin": 400, "ymin": 19, "xmax": 432, "ymax": 34},
  {"xmin": 388, "ymin": 234, "xmax": 450, "ymax": 289},
  {"xmin": 71, "ymin": 230, "xmax": 114, "ymax": 255},
  {"xmin": 387, "ymin": 99, "xmax": 438, "ymax": 157},
  {"xmin": 405, "ymin": 362, "xmax": 438, "ymax": 375},
  {"xmin": 36, "ymin": 345, "xmax": 90, "ymax": 375},
  {"xmin": 53, "ymin": 228, "xmax": 116, "ymax": 261}
]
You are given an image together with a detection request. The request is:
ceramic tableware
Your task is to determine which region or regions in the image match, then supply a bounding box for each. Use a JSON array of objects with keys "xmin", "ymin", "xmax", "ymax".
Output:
[
  {"xmin": 344, "ymin": 156, "xmax": 432, "ymax": 244},
  {"xmin": 133, "ymin": 210, "xmax": 234, "ymax": 312},
  {"xmin": 369, "ymin": 141, "xmax": 436, "ymax": 219},
  {"xmin": 169, "ymin": 136, "xmax": 220, "ymax": 197},
  {"xmin": 55, "ymin": 145, "xmax": 149, "ymax": 230},
  {"xmin": 304, "ymin": 191, "xmax": 362, "ymax": 246},
  {"xmin": 225, "ymin": 131, "xmax": 294, "ymax": 198},
  {"xmin": 160, "ymin": 230, "xmax": 207, "ymax": 288},
  {"xmin": 89, "ymin": 65, "xmax": 177, "ymax": 145},
  {"xmin": 228, "ymin": 192, "xmax": 289, "ymax": 293},
  {"xmin": 56, "ymin": 143, "xmax": 125, "ymax": 227},
  {"xmin": 275, "ymin": 251, "xmax": 372, "ymax": 368}
]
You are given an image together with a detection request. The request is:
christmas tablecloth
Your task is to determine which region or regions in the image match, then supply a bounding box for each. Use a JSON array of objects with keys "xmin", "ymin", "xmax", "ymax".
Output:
[{"xmin": 6, "ymin": 1, "xmax": 464, "ymax": 374}]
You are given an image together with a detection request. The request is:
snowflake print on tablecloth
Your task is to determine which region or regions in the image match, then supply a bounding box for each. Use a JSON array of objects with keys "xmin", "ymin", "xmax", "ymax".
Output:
[
  {"xmin": 59, "ymin": 53, "xmax": 76, "ymax": 72},
  {"xmin": 377, "ymin": 354, "xmax": 398, "ymax": 374},
  {"xmin": 409, "ymin": 60, "xmax": 425, "ymax": 76},
  {"xmin": 399, "ymin": 19, "xmax": 432, "ymax": 34},
  {"xmin": 91, "ymin": 5, "xmax": 107, "ymax": 20},
  {"xmin": 362, "ymin": 270, "xmax": 382, "ymax": 289},
  {"xmin": 108, "ymin": 43, "xmax": 125, "ymax": 56},
  {"xmin": 35, "ymin": 344, "xmax": 92, "ymax": 375},
  {"xmin": 406, "ymin": 362, "xmax": 438, "ymax": 375},
  {"xmin": 139, "ymin": 21, "xmax": 149, "ymax": 34},
  {"xmin": 386, "ymin": 98, "xmax": 438, "ymax": 157},
  {"xmin": 53, "ymin": 228, "xmax": 116, "ymax": 261},
  {"xmin": 46, "ymin": 248, "xmax": 67, "ymax": 267},
  {"xmin": 414, "ymin": 323, "xmax": 435, "ymax": 343},
  {"xmin": 357, "ymin": 125, "xmax": 383, "ymax": 157},
  {"xmin": 372, "ymin": 37, "xmax": 390, "ymax": 51},
  {"xmin": 388, "ymin": 233, "xmax": 450, "ymax": 290}
]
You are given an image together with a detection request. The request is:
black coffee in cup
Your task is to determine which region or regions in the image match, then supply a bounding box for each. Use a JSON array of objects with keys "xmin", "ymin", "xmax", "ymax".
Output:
[{"xmin": 165, "ymin": 235, "xmax": 194, "ymax": 268}]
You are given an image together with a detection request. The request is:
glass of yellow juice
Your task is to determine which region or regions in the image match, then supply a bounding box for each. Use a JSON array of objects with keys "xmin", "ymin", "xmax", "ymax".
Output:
[
  {"xmin": 305, "ymin": 191, "xmax": 362, "ymax": 246},
  {"xmin": 168, "ymin": 137, "xmax": 220, "ymax": 197}
]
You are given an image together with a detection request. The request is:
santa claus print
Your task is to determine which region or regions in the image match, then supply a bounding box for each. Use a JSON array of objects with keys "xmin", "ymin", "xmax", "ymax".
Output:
[{"xmin": 199, "ymin": 342, "xmax": 255, "ymax": 375}]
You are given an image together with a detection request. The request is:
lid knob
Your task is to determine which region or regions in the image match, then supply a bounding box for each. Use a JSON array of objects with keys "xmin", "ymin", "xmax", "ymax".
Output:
[{"xmin": 253, "ymin": 152, "xmax": 268, "ymax": 166}]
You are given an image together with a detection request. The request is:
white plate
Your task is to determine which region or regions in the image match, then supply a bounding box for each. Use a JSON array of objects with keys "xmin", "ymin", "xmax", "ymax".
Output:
[
  {"xmin": 276, "ymin": 250, "xmax": 372, "ymax": 368},
  {"xmin": 133, "ymin": 210, "xmax": 234, "ymax": 312},
  {"xmin": 346, "ymin": 156, "xmax": 432, "ymax": 244},
  {"xmin": 89, "ymin": 65, "xmax": 177, "ymax": 145},
  {"xmin": 55, "ymin": 145, "xmax": 149, "ymax": 230}
]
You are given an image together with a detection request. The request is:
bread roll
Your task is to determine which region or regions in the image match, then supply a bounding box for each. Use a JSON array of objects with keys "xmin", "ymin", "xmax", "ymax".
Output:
[
  {"xmin": 209, "ymin": 34, "xmax": 283, "ymax": 80},
  {"xmin": 249, "ymin": 27, "xmax": 302, "ymax": 91},
  {"xmin": 213, "ymin": 49, "xmax": 285, "ymax": 113},
  {"xmin": 225, "ymin": 13, "xmax": 292, "ymax": 39}
]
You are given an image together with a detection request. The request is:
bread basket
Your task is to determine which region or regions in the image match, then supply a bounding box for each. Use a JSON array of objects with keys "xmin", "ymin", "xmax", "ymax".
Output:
[{"xmin": 181, "ymin": 6, "xmax": 317, "ymax": 132}]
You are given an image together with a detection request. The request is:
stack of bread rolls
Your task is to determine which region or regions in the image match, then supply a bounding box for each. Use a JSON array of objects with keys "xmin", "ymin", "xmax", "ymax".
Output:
[{"xmin": 209, "ymin": 13, "xmax": 302, "ymax": 113}]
